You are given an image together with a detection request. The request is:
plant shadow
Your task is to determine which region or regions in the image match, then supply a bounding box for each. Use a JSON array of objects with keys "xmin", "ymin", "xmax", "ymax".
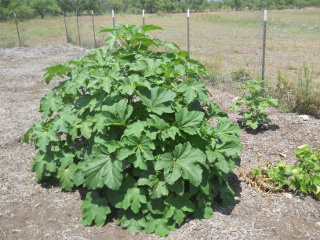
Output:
[{"xmin": 236, "ymin": 119, "xmax": 280, "ymax": 134}]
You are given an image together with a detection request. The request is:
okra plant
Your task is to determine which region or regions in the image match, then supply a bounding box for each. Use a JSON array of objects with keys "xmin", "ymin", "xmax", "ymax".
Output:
[
  {"xmin": 23, "ymin": 24, "xmax": 242, "ymax": 237},
  {"xmin": 230, "ymin": 79, "xmax": 278, "ymax": 130}
]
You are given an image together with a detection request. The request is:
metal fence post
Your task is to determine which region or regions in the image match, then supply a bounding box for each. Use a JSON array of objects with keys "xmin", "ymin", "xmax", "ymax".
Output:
[
  {"xmin": 142, "ymin": 9, "xmax": 145, "ymax": 26},
  {"xmin": 76, "ymin": 11, "xmax": 81, "ymax": 47},
  {"xmin": 63, "ymin": 12, "xmax": 70, "ymax": 44},
  {"xmin": 91, "ymin": 10, "xmax": 97, "ymax": 48},
  {"xmin": 261, "ymin": 9, "xmax": 268, "ymax": 95},
  {"xmin": 112, "ymin": 10, "xmax": 116, "ymax": 29},
  {"xmin": 14, "ymin": 13, "xmax": 21, "ymax": 47},
  {"xmin": 187, "ymin": 9, "xmax": 190, "ymax": 59}
]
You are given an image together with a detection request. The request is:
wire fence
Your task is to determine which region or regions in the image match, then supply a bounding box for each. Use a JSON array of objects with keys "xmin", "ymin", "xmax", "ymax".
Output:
[{"xmin": 1, "ymin": 8, "xmax": 319, "ymax": 88}]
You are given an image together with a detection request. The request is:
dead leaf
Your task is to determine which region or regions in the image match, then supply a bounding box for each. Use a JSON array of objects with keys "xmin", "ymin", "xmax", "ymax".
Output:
[{"xmin": 278, "ymin": 153, "xmax": 287, "ymax": 158}]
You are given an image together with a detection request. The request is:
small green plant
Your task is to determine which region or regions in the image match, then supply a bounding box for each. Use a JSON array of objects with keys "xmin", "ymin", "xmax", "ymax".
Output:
[
  {"xmin": 291, "ymin": 145, "xmax": 320, "ymax": 197},
  {"xmin": 230, "ymin": 79, "xmax": 279, "ymax": 130},
  {"xmin": 23, "ymin": 24, "xmax": 242, "ymax": 237},
  {"xmin": 248, "ymin": 145, "xmax": 320, "ymax": 199}
]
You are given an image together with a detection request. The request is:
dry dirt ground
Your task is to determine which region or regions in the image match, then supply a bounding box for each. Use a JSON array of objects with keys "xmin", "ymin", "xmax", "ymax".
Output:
[{"xmin": 0, "ymin": 45, "xmax": 319, "ymax": 240}]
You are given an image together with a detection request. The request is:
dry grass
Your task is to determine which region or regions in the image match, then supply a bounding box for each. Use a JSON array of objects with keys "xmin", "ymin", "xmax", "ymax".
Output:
[{"xmin": 0, "ymin": 8, "xmax": 319, "ymax": 89}]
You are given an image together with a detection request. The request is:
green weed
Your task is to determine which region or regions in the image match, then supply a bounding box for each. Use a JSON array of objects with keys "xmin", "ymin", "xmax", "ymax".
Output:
[{"xmin": 231, "ymin": 79, "xmax": 279, "ymax": 130}]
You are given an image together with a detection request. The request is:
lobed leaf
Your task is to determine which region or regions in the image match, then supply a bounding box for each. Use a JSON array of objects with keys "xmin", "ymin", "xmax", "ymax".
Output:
[
  {"xmin": 57, "ymin": 163, "xmax": 77, "ymax": 191},
  {"xmin": 139, "ymin": 87, "xmax": 176, "ymax": 115},
  {"xmin": 82, "ymin": 146, "xmax": 124, "ymax": 190},
  {"xmin": 155, "ymin": 143, "xmax": 206, "ymax": 186},
  {"xmin": 81, "ymin": 191, "xmax": 111, "ymax": 227},
  {"xmin": 175, "ymin": 108, "xmax": 204, "ymax": 135}
]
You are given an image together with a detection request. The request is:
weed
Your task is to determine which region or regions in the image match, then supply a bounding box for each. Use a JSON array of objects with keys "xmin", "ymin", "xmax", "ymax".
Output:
[
  {"xmin": 246, "ymin": 145, "xmax": 320, "ymax": 199},
  {"xmin": 231, "ymin": 79, "xmax": 278, "ymax": 130}
]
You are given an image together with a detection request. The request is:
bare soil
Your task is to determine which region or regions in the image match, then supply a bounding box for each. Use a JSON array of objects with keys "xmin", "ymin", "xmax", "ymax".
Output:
[{"xmin": 0, "ymin": 45, "xmax": 319, "ymax": 240}]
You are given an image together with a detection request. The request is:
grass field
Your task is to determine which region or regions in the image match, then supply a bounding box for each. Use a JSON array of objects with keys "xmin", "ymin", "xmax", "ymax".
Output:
[{"xmin": 1, "ymin": 8, "xmax": 319, "ymax": 91}]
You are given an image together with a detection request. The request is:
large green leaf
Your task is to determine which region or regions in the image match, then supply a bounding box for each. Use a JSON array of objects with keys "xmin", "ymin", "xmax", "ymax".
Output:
[
  {"xmin": 145, "ymin": 216, "xmax": 171, "ymax": 237},
  {"xmin": 103, "ymin": 100, "xmax": 133, "ymax": 126},
  {"xmin": 80, "ymin": 191, "xmax": 111, "ymax": 227},
  {"xmin": 32, "ymin": 122, "xmax": 59, "ymax": 152},
  {"xmin": 43, "ymin": 64, "xmax": 73, "ymax": 84},
  {"xmin": 117, "ymin": 210, "xmax": 146, "ymax": 234},
  {"xmin": 193, "ymin": 194, "xmax": 213, "ymax": 219},
  {"xmin": 139, "ymin": 87, "xmax": 176, "ymax": 115},
  {"xmin": 201, "ymin": 119, "xmax": 241, "ymax": 143},
  {"xmin": 138, "ymin": 173, "xmax": 169, "ymax": 198},
  {"xmin": 80, "ymin": 116, "xmax": 93, "ymax": 139},
  {"xmin": 140, "ymin": 24, "xmax": 163, "ymax": 32},
  {"xmin": 30, "ymin": 152, "xmax": 46, "ymax": 181},
  {"xmin": 207, "ymin": 102, "xmax": 229, "ymax": 120},
  {"xmin": 122, "ymin": 187, "xmax": 147, "ymax": 214},
  {"xmin": 92, "ymin": 113, "xmax": 107, "ymax": 134},
  {"xmin": 120, "ymin": 135, "xmax": 155, "ymax": 170},
  {"xmin": 118, "ymin": 74, "xmax": 139, "ymax": 96},
  {"xmin": 147, "ymin": 115, "xmax": 178, "ymax": 141},
  {"xmin": 175, "ymin": 108, "xmax": 204, "ymax": 135},
  {"xmin": 123, "ymin": 121, "xmax": 146, "ymax": 138},
  {"xmin": 217, "ymin": 120, "xmax": 242, "ymax": 135},
  {"xmin": 40, "ymin": 92, "xmax": 62, "ymax": 117},
  {"xmin": 164, "ymin": 193, "xmax": 194, "ymax": 225},
  {"xmin": 130, "ymin": 58, "xmax": 165, "ymax": 77},
  {"xmin": 155, "ymin": 143, "xmax": 206, "ymax": 186},
  {"xmin": 57, "ymin": 163, "xmax": 77, "ymax": 191},
  {"xmin": 51, "ymin": 110, "xmax": 76, "ymax": 133},
  {"xmin": 178, "ymin": 79, "xmax": 208, "ymax": 104},
  {"xmin": 82, "ymin": 146, "xmax": 124, "ymax": 190},
  {"xmin": 143, "ymin": 58, "xmax": 164, "ymax": 77},
  {"xmin": 207, "ymin": 141, "xmax": 242, "ymax": 173}
]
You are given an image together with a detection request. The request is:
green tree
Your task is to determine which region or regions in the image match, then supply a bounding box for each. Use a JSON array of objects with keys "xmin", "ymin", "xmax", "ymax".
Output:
[
  {"xmin": 156, "ymin": 0, "xmax": 177, "ymax": 12},
  {"xmin": 30, "ymin": 0, "xmax": 60, "ymax": 19},
  {"xmin": 126, "ymin": 0, "xmax": 158, "ymax": 14},
  {"xmin": 291, "ymin": 0, "xmax": 309, "ymax": 8},
  {"xmin": 208, "ymin": 0, "xmax": 224, "ymax": 11},
  {"xmin": 6, "ymin": 0, "xmax": 34, "ymax": 19},
  {"xmin": 189, "ymin": 0, "xmax": 208, "ymax": 12},
  {"xmin": 143, "ymin": 0, "xmax": 157, "ymax": 13},
  {"xmin": 0, "ymin": 0, "xmax": 10, "ymax": 21},
  {"xmin": 105, "ymin": 0, "xmax": 126, "ymax": 12},
  {"xmin": 56, "ymin": 0, "xmax": 101, "ymax": 15},
  {"xmin": 226, "ymin": 0, "xmax": 243, "ymax": 10}
]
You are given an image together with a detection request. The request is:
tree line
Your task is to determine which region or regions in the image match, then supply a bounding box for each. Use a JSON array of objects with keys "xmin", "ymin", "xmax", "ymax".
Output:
[{"xmin": 0, "ymin": 0, "xmax": 319, "ymax": 21}]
